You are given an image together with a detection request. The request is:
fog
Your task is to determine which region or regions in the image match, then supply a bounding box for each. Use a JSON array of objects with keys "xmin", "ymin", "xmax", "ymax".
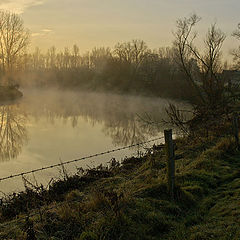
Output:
[{"xmin": 0, "ymin": 89, "xmax": 190, "ymax": 195}]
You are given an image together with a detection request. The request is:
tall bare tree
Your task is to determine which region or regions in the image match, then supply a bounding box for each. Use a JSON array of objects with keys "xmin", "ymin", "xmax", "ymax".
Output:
[
  {"xmin": 0, "ymin": 10, "xmax": 30, "ymax": 84},
  {"xmin": 232, "ymin": 23, "xmax": 240, "ymax": 67},
  {"xmin": 170, "ymin": 14, "xmax": 229, "ymax": 136},
  {"xmin": 114, "ymin": 40, "xmax": 149, "ymax": 70},
  {"xmin": 173, "ymin": 14, "xmax": 226, "ymax": 109}
]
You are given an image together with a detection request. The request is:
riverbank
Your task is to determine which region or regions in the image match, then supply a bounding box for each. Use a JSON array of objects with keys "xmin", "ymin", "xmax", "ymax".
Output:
[
  {"xmin": 0, "ymin": 86, "xmax": 23, "ymax": 102},
  {"xmin": 0, "ymin": 133, "xmax": 239, "ymax": 239}
]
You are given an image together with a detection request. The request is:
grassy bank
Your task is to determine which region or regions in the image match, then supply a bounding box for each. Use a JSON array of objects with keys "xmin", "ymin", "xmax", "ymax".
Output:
[
  {"xmin": 0, "ymin": 86, "xmax": 23, "ymax": 102},
  {"xmin": 0, "ymin": 134, "xmax": 240, "ymax": 239}
]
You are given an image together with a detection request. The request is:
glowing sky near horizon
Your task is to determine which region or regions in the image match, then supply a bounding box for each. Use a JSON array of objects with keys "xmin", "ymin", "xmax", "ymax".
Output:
[{"xmin": 0, "ymin": 0, "xmax": 239, "ymax": 58}]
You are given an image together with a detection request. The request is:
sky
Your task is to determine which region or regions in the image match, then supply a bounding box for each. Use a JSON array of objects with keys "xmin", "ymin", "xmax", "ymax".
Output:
[{"xmin": 0, "ymin": 0, "xmax": 239, "ymax": 58}]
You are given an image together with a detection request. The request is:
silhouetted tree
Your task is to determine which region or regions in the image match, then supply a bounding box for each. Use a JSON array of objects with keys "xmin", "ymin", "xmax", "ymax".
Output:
[
  {"xmin": 0, "ymin": 10, "xmax": 30, "ymax": 84},
  {"xmin": 232, "ymin": 23, "xmax": 240, "ymax": 68},
  {"xmin": 170, "ymin": 14, "xmax": 230, "ymax": 136},
  {"xmin": 173, "ymin": 14, "xmax": 226, "ymax": 109}
]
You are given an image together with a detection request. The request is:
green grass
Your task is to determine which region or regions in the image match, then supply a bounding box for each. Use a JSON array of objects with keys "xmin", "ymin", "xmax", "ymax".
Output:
[{"xmin": 1, "ymin": 135, "xmax": 240, "ymax": 239}]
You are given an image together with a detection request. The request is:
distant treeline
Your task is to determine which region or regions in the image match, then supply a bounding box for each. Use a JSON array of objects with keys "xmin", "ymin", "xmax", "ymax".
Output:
[{"xmin": 17, "ymin": 40, "xmax": 197, "ymax": 100}]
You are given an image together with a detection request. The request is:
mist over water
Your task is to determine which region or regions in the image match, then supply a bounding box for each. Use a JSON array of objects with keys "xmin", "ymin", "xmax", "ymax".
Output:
[{"xmin": 0, "ymin": 89, "xmax": 189, "ymax": 195}]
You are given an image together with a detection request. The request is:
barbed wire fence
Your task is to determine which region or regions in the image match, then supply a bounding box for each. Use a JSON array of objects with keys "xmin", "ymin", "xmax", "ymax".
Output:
[
  {"xmin": 0, "ymin": 135, "xmax": 166, "ymax": 233},
  {"xmin": 0, "ymin": 117, "xmax": 238, "ymax": 238},
  {"xmin": 1, "ymin": 115, "xmax": 236, "ymax": 235},
  {"xmin": 0, "ymin": 136, "xmax": 165, "ymax": 183}
]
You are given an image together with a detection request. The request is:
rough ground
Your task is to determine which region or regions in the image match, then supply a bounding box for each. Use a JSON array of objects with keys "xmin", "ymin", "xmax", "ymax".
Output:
[{"xmin": 0, "ymin": 136, "xmax": 240, "ymax": 240}]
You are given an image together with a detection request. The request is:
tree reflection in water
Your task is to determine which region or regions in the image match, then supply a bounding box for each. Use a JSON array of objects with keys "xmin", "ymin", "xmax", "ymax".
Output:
[
  {"xmin": 0, "ymin": 104, "xmax": 27, "ymax": 161},
  {"xmin": 102, "ymin": 112, "xmax": 159, "ymax": 146},
  {"xmin": 0, "ymin": 90, "xmax": 189, "ymax": 162},
  {"xmin": 23, "ymin": 90, "xmax": 184, "ymax": 147}
]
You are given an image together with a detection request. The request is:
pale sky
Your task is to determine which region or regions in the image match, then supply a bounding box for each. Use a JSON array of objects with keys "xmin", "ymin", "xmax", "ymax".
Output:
[{"xmin": 0, "ymin": 0, "xmax": 239, "ymax": 58}]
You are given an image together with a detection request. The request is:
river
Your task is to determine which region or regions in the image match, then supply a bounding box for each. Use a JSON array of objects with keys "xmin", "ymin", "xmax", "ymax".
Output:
[{"xmin": 0, "ymin": 89, "xmax": 189, "ymax": 195}]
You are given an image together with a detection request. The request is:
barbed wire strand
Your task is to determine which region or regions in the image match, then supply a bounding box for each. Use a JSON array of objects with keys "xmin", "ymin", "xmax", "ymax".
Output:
[
  {"xmin": 0, "ymin": 136, "xmax": 167, "ymax": 230},
  {"xmin": 0, "ymin": 136, "xmax": 165, "ymax": 183}
]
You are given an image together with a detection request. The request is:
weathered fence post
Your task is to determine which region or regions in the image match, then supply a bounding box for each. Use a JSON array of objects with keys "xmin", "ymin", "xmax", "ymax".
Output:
[
  {"xmin": 233, "ymin": 113, "xmax": 239, "ymax": 149},
  {"xmin": 164, "ymin": 129, "xmax": 175, "ymax": 200}
]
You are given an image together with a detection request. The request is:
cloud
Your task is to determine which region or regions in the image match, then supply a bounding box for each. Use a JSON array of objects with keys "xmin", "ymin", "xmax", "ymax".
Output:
[
  {"xmin": 31, "ymin": 32, "xmax": 42, "ymax": 37},
  {"xmin": 31, "ymin": 28, "xmax": 53, "ymax": 37},
  {"xmin": 42, "ymin": 29, "xmax": 53, "ymax": 33},
  {"xmin": 0, "ymin": 0, "xmax": 45, "ymax": 14}
]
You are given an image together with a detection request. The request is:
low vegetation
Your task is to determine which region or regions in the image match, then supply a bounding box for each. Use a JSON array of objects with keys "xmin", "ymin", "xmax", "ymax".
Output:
[{"xmin": 0, "ymin": 128, "xmax": 240, "ymax": 239}]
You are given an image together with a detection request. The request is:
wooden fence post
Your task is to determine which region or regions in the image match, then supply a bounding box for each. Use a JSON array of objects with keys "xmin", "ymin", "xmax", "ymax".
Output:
[
  {"xmin": 233, "ymin": 113, "xmax": 239, "ymax": 149},
  {"xmin": 164, "ymin": 129, "xmax": 175, "ymax": 200}
]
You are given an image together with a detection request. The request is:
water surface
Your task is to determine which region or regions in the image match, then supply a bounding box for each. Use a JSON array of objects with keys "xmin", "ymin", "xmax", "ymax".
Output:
[{"xmin": 0, "ymin": 89, "xmax": 189, "ymax": 195}]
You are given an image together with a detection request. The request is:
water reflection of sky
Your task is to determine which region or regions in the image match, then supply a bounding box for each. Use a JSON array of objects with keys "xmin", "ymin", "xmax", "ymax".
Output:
[{"xmin": 0, "ymin": 89, "xmax": 190, "ymax": 194}]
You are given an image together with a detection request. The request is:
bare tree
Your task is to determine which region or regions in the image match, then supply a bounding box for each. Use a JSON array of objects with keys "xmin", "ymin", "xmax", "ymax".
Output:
[
  {"xmin": 32, "ymin": 47, "xmax": 45, "ymax": 70},
  {"xmin": 113, "ymin": 39, "xmax": 149, "ymax": 88},
  {"xmin": 170, "ymin": 14, "xmax": 229, "ymax": 136},
  {"xmin": 0, "ymin": 10, "xmax": 30, "ymax": 83},
  {"xmin": 47, "ymin": 46, "xmax": 57, "ymax": 69},
  {"xmin": 173, "ymin": 14, "xmax": 203, "ymax": 102},
  {"xmin": 114, "ymin": 40, "xmax": 149, "ymax": 70},
  {"xmin": 232, "ymin": 23, "xmax": 240, "ymax": 67},
  {"xmin": 72, "ymin": 44, "xmax": 80, "ymax": 68},
  {"xmin": 173, "ymin": 14, "xmax": 226, "ymax": 109},
  {"xmin": 90, "ymin": 47, "xmax": 112, "ymax": 70}
]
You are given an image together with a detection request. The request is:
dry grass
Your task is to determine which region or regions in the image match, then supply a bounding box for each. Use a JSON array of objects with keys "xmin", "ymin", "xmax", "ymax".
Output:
[{"xmin": 1, "ymin": 135, "xmax": 240, "ymax": 239}]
